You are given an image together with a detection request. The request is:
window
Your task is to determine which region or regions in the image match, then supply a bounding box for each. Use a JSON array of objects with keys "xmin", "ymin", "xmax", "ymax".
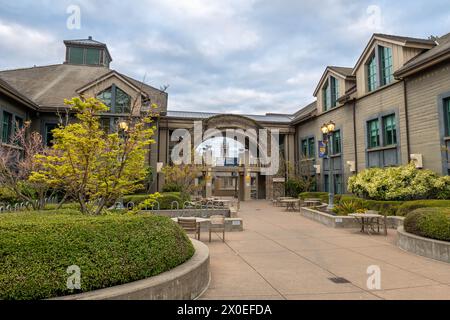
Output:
[
  {"xmin": 322, "ymin": 80, "xmax": 331, "ymax": 111},
  {"xmin": 367, "ymin": 54, "xmax": 377, "ymax": 92},
  {"xmin": 86, "ymin": 48, "xmax": 100, "ymax": 65},
  {"xmin": 334, "ymin": 174, "xmax": 343, "ymax": 194},
  {"xmin": 96, "ymin": 85, "xmax": 131, "ymax": 114},
  {"xmin": 301, "ymin": 139, "xmax": 308, "ymax": 157},
  {"xmin": 331, "ymin": 130, "xmax": 341, "ymax": 154},
  {"xmin": 383, "ymin": 114, "xmax": 397, "ymax": 146},
  {"xmin": 444, "ymin": 98, "xmax": 450, "ymax": 136},
  {"xmin": 380, "ymin": 46, "xmax": 393, "ymax": 86},
  {"xmin": 115, "ymin": 87, "xmax": 131, "ymax": 113},
  {"xmin": 308, "ymin": 137, "xmax": 315, "ymax": 158},
  {"xmin": 301, "ymin": 137, "xmax": 315, "ymax": 158},
  {"xmin": 69, "ymin": 47, "xmax": 84, "ymax": 64},
  {"xmin": 2, "ymin": 111, "xmax": 12, "ymax": 143},
  {"xmin": 100, "ymin": 118, "xmax": 111, "ymax": 133},
  {"xmin": 45, "ymin": 123, "xmax": 58, "ymax": 146},
  {"xmin": 97, "ymin": 88, "xmax": 112, "ymax": 109},
  {"xmin": 322, "ymin": 76, "xmax": 339, "ymax": 111},
  {"xmin": 330, "ymin": 76, "xmax": 340, "ymax": 107},
  {"xmin": 367, "ymin": 119, "xmax": 380, "ymax": 148}
]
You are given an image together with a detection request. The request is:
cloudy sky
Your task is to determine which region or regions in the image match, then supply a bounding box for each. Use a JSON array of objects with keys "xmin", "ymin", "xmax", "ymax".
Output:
[{"xmin": 1, "ymin": 1, "xmax": 449, "ymax": 115}]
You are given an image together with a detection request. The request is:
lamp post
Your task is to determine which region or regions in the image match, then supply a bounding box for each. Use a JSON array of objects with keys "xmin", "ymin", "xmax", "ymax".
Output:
[{"xmin": 321, "ymin": 121, "xmax": 336, "ymax": 211}]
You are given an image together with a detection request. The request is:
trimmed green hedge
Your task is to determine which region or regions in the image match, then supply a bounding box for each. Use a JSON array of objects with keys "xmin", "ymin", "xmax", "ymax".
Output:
[
  {"xmin": 404, "ymin": 207, "xmax": 450, "ymax": 242},
  {"xmin": 396, "ymin": 200, "xmax": 450, "ymax": 217},
  {"xmin": 123, "ymin": 192, "xmax": 189, "ymax": 209},
  {"xmin": 0, "ymin": 210, "xmax": 194, "ymax": 300}
]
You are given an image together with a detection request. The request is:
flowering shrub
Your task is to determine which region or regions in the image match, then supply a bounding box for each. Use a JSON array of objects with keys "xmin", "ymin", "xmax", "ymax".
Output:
[{"xmin": 348, "ymin": 163, "xmax": 450, "ymax": 201}]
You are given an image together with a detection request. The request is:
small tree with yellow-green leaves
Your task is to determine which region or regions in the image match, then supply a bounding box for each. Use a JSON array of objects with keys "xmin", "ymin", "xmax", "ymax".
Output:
[{"xmin": 30, "ymin": 97, "xmax": 157, "ymax": 214}]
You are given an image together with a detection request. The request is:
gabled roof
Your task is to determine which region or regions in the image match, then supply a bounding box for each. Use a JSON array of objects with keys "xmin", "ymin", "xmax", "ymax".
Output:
[
  {"xmin": 313, "ymin": 66, "xmax": 355, "ymax": 97},
  {"xmin": 291, "ymin": 101, "xmax": 317, "ymax": 125},
  {"xmin": 0, "ymin": 64, "xmax": 166, "ymax": 111},
  {"xmin": 352, "ymin": 33, "xmax": 436, "ymax": 75},
  {"xmin": 0, "ymin": 77, "xmax": 38, "ymax": 110},
  {"xmin": 394, "ymin": 32, "xmax": 450, "ymax": 78}
]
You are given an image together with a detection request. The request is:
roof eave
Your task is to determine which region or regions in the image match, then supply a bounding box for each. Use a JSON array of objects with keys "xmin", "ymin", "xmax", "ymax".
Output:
[{"xmin": 394, "ymin": 49, "xmax": 450, "ymax": 79}]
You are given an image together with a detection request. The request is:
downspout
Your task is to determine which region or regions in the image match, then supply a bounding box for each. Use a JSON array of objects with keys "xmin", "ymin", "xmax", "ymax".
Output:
[
  {"xmin": 403, "ymin": 79, "xmax": 411, "ymax": 162},
  {"xmin": 352, "ymin": 98, "xmax": 358, "ymax": 174}
]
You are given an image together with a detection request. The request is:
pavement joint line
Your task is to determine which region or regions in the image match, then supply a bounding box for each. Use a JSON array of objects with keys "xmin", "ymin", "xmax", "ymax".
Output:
[
  {"xmin": 250, "ymin": 227, "xmax": 383, "ymax": 300},
  {"xmin": 261, "ymin": 203, "xmax": 448, "ymax": 290},
  {"xmin": 221, "ymin": 236, "xmax": 288, "ymax": 300},
  {"xmin": 204, "ymin": 231, "xmax": 288, "ymax": 300},
  {"xmin": 344, "ymin": 245, "xmax": 448, "ymax": 287}
]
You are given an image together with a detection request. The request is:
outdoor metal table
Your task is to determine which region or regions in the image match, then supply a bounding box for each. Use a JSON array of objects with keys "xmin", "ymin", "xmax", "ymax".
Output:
[
  {"xmin": 280, "ymin": 199, "xmax": 299, "ymax": 212},
  {"xmin": 348, "ymin": 213, "xmax": 387, "ymax": 235}
]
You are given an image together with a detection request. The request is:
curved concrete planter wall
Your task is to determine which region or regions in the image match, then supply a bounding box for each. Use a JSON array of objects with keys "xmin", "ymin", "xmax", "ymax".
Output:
[
  {"xmin": 300, "ymin": 207, "xmax": 404, "ymax": 229},
  {"xmin": 55, "ymin": 239, "xmax": 210, "ymax": 300},
  {"xmin": 397, "ymin": 227, "xmax": 450, "ymax": 263}
]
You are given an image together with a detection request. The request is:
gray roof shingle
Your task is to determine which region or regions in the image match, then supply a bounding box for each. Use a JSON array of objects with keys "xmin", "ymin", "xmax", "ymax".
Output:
[{"xmin": 0, "ymin": 64, "xmax": 167, "ymax": 110}]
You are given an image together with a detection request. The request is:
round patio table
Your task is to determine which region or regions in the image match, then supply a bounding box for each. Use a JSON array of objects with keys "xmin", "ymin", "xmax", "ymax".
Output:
[
  {"xmin": 280, "ymin": 199, "xmax": 299, "ymax": 212},
  {"xmin": 348, "ymin": 213, "xmax": 387, "ymax": 235}
]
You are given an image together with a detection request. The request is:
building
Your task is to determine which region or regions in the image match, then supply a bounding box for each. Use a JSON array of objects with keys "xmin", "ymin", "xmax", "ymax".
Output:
[{"xmin": 1, "ymin": 32, "xmax": 449, "ymax": 200}]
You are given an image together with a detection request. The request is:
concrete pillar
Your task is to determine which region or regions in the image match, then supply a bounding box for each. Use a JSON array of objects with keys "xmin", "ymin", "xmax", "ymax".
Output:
[
  {"xmin": 205, "ymin": 168, "xmax": 212, "ymax": 198},
  {"xmin": 243, "ymin": 168, "xmax": 251, "ymax": 201}
]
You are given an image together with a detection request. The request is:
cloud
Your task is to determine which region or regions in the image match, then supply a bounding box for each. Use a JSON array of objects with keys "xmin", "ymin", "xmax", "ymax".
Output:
[
  {"xmin": 0, "ymin": 0, "xmax": 448, "ymax": 115},
  {"xmin": 0, "ymin": 19, "xmax": 61, "ymax": 68}
]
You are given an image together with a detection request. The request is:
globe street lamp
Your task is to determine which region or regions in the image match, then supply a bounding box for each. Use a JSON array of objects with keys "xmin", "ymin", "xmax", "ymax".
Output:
[{"xmin": 321, "ymin": 121, "xmax": 335, "ymax": 211}]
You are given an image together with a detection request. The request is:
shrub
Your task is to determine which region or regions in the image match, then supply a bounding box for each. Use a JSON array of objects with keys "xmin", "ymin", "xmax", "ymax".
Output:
[
  {"xmin": 404, "ymin": 207, "xmax": 450, "ymax": 241},
  {"xmin": 285, "ymin": 179, "xmax": 303, "ymax": 197},
  {"xmin": 396, "ymin": 200, "xmax": 450, "ymax": 216},
  {"xmin": 0, "ymin": 187, "xmax": 20, "ymax": 204},
  {"xmin": 348, "ymin": 163, "xmax": 450, "ymax": 201},
  {"xmin": 0, "ymin": 211, "xmax": 194, "ymax": 300},
  {"xmin": 162, "ymin": 182, "xmax": 183, "ymax": 193},
  {"xmin": 123, "ymin": 194, "xmax": 149, "ymax": 206},
  {"xmin": 332, "ymin": 200, "xmax": 367, "ymax": 216},
  {"xmin": 126, "ymin": 192, "xmax": 188, "ymax": 210}
]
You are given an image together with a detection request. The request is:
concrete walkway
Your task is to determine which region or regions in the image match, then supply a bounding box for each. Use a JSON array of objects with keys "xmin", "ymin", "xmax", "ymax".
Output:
[{"xmin": 199, "ymin": 200, "xmax": 450, "ymax": 300}]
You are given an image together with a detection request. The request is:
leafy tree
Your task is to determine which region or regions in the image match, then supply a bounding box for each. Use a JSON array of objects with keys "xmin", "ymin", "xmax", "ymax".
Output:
[
  {"xmin": 0, "ymin": 121, "xmax": 50, "ymax": 209},
  {"xmin": 161, "ymin": 163, "xmax": 203, "ymax": 199},
  {"xmin": 30, "ymin": 97, "xmax": 156, "ymax": 214}
]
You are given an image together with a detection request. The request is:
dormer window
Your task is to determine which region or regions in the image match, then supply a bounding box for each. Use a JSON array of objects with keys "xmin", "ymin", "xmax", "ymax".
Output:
[
  {"xmin": 96, "ymin": 85, "xmax": 131, "ymax": 114},
  {"xmin": 322, "ymin": 76, "xmax": 340, "ymax": 111},
  {"xmin": 379, "ymin": 46, "xmax": 393, "ymax": 86},
  {"xmin": 366, "ymin": 45, "xmax": 393, "ymax": 92},
  {"xmin": 64, "ymin": 37, "xmax": 112, "ymax": 68},
  {"xmin": 367, "ymin": 54, "xmax": 377, "ymax": 92}
]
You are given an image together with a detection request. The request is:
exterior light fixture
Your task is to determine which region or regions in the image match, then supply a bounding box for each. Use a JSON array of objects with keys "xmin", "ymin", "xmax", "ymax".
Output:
[
  {"xmin": 118, "ymin": 121, "xmax": 129, "ymax": 132},
  {"xmin": 321, "ymin": 120, "xmax": 336, "ymax": 211}
]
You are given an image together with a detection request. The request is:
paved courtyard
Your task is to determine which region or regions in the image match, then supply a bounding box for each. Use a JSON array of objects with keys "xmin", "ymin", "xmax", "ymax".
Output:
[{"xmin": 198, "ymin": 200, "xmax": 450, "ymax": 300}]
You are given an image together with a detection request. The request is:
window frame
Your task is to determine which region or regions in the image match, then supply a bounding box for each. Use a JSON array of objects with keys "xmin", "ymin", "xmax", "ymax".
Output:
[
  {"xmin": 366, "ymin": 52, "xmax": 378, "ymax": 92},
  {"xmin": 367, "ymin": 118, "xmax": 380, "ymax": 149},
  {"xmin": 331, "ymin": 129, "xmax": 341, "ymax": 155},
  {"xmin": 300, "ymin": 136, "xmax": 315, "ymax": 159},
  {"xmin": 2, "ymin": 111, "xmax": 13, "ymax": 144},
  {"xmin": 379, "ymin": 46, "xmax": 393, "ymax": 86},
  {"xmin": 96, "ymin": 84, "xmax": 132, "ymax": 114},
  {"xmin": 382, "ymin": 114, "xmax": 397, "ymax": 146}
]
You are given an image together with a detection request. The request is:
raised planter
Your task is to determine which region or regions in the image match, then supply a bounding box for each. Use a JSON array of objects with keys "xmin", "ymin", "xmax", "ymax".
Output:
[
  {"xmin": 396, "ymin": 227, "xmax": 450, "ymax": 263},
  {"xmin": 299, "ymin": 207, "xmax": 404, "ymax": 229},
  {"xmin": 142, "ymin": 208, "xmax": 230, "ymax": 218},
  {"xmin": 54, "ymin": 239, "xmax": 210, "ymax": 300}
]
